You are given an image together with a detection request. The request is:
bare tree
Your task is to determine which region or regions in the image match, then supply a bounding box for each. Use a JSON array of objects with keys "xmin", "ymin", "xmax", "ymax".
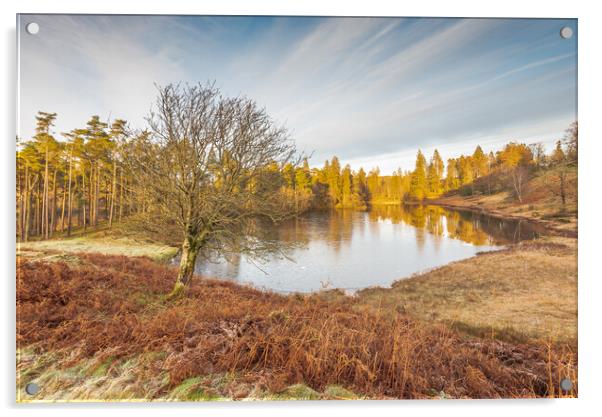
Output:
[
  {"xmin": 529, "ymin": 142, "xmax": 547, "ymax": 169},
  {"xmin": 510, "ymin": 165, "xmax": 529, "ymax": 203},
  {"xmin": 128, "ymin": 83, "xmax": 299, "ymax": 295}
]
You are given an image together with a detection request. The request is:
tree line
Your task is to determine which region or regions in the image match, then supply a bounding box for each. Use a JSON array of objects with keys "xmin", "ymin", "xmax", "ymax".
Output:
[
  {"xmin": 16, "ymin": 109, "xmax": 577, "ymax": 243},
  {"xmin": 277, "ymin": 121, "xmax": 577, "ymax": 210},
  {"xmin": 17, "ymin": 107, "xmax": 578, "ymax": 241}
]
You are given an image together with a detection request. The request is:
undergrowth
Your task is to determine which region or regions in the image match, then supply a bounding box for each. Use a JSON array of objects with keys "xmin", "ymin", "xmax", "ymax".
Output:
[{"xmin": 16, "ymin": 254, "xmax": 577, "ymax": 400}]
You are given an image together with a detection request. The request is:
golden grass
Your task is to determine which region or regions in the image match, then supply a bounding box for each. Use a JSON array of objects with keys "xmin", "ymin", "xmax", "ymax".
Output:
[
  {"xmin": 17, "ymin": 253, "xmax": 577, "ymax": 401},
  {"xmin": 356, "ymin": 236, "xmax": 577, "ymax": 345},
  {"xmin": 18, "ymin": 231, "xmax": 178, "ymax": 262}
]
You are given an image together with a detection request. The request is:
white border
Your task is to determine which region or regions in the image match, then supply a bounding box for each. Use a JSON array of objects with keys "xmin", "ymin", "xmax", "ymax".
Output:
[{"xmin": 2, "ymin": 1, "xmax": 601, "ymax": 416}]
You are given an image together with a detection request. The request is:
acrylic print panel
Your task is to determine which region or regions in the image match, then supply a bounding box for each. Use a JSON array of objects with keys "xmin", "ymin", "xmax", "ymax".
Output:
[{"xmin": 16, "ymin": 14, "xmax": 577, "ymax": 402}]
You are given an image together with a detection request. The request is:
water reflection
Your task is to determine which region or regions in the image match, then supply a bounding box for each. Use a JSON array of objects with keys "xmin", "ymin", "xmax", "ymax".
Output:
[
  {"xmin": 192, "ymin": 205, "xmax": 544, "ymax": 293},
  {"xmin": 367, "ymin": 204, "xmax": 543, "ymax": 246}
]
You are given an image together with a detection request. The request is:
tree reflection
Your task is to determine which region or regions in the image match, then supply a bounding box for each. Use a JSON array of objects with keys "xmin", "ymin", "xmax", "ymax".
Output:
[{"xmin": 369, "ymin": 204, "xmax": 543, "ymax": 245}]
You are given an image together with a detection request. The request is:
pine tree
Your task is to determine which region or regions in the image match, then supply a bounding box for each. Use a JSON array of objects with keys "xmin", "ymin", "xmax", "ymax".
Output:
[
  {"xmin": 354, "ymin": 167, "xmax": 369, "ymax": 204},
  {"xmin": 83, "ymin": 116, "xmax": 110, "ymax": 226},
  {"xmin": 340, "ymin": 164, "xmax": 353, "ymax": 207},
  {"xmin": 472, "ymin": 145, "xmax": 488, "ymax": 178},
  {"xmin": 445, "ymin": 158, "xmax": 460, "ymax": 191},
  {"xmin": 551, "ymin": 140, "xmax": 566, "ymax": 165},
  {"xmin": 108, "ymin": 119, "xmax": 127, "ymax": 228},
  {"xmin": 427, "ymin": 150, "xmax": 444, "ymax": 197},
  {"xmin": 328, "ymin": 156, "xmax": 342, "ymax": 205},
  {"xmin": 458, "ymin": 156, "xmax": 474, "ymax": 185},
  {"xmin": 432, "ymin": 149, "xmax": 444, "ymax": 179},
  {"xmin": 409, "ymin": 150, "xmax": 427, "ymax": 200},
  {"xmin": 426, "ymin": 162, "xmax": 441, "ymax": 197},
  {"xmin": 33, "ymin": 111, "xmax": 59, "ymax": 239}
]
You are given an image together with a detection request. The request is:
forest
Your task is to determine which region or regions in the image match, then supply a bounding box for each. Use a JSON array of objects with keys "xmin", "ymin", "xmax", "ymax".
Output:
[{"xmin": 16, "ymin": 108, "xmax": 578, "ymax": 243}]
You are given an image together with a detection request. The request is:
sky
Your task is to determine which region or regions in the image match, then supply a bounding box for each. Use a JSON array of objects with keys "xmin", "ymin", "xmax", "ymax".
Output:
[{"xmin": 18, "ymin": 15, "xmax": 577, "ymax": 174}]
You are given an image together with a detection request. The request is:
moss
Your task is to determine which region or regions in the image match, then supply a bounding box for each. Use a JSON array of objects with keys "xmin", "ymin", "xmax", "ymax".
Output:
[
  {"xmin": 323, "ymin": 385, "xmax": 359, "ymax": 399},
  {"xmin": 90, "ymin": 357, "xmax": 115, "ymax": 377},
  {"xmin": 169, "ymin": 377, "xmax": 222, "ymax": 401},
  {"xmin": 16, "ymin": 349, "xmax": 57, "ymax": 388},
  {"xmin": 274, "ymin": 384, "xmax": 321, "ymax": 400},
  {"xmin": 166, "ymin": 281, "xmax": 186, "ymax": 300}
]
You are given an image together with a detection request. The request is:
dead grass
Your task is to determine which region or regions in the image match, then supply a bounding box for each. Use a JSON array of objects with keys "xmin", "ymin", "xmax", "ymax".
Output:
[
  {"xmin": 17, "ymin": 253, "xmax": 576, "ymax": 401},
  {"xmin": 18, "ymin": 230, "xmax": 178, "ymax": 262},
  {"xmin": 430, "ymin": 166, "xmax": 577, "ymax": 235},
  {"xmin": 356, "ymin": 236, "xmax": 577, "ymax": 345}
]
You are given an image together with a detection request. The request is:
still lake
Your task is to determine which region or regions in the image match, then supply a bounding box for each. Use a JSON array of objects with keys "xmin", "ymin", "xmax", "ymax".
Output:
[{"xmin": 188, "ymin": 204, "xmax": 545, "ymax": 293}]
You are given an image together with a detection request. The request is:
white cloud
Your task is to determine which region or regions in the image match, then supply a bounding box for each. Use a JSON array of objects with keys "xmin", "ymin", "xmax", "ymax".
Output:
[{"xmin": 18, "ymin": 15, "xmax": 577, "ymax": 175}]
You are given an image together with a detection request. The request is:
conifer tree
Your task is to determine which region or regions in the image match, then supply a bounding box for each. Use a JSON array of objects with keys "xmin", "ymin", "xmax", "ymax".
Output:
[
  {"xmin": 340, "ymin": 164, "xmax": 353, "ymax": 207},
  {"xmin": 328, "ymin": 156, "xmax": 342, "ymax": 205},
  {"xmin": 551, "ymin": 140, "xmax": 566, "ymax": 165},
  {"xmin": 426, "ymin": 162, "xmax": 441, "ymax": 197},
  {"xmin": 432, "ymin": 149, "xmax": 444, "ymax": 179},
  {"xmin": 472, "ymin": 145, "xmax": 488, "ymax": 179},
  {"xmin": 33, "ymin": 111, "xmax": 58, "ymax": 239},
  {"xmin": 445, "ymin": 158, "xmax": 459, "ymax": 191},
  {"xmin": 409, "ymin": 150, "xmax": 427, "ymax": 200}
]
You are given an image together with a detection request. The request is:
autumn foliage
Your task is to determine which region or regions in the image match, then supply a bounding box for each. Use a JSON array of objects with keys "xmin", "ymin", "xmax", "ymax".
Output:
[{"xmin": 17, "ymin": 254, "xmax": 576, "ymax": 399}]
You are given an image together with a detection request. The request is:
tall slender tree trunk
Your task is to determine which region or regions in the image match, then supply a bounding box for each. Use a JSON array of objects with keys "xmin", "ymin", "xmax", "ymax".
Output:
[
  {"xmin": 95, "ymin": 163, "xmax": 100, "ymax": 226},
  {"xmin": 89, "ymin": 163, "xmax": 94, "ymax": 227},
  {"xmin": 22, "ymin": 167, "xmax": 29, "ymax": 242},
  {"xmin": 109, "ymin": 159, "xmax": 117, "ymax": 227},
  {"xmin": 83, "ymin": 171, "xmax": 88, "ymax": 232},
  {"xmin": 60, "ymin": 176, "xmax": 67, "ymax": 232},
  {"xmin": 17, "ymin": 170, "xmax": 22, "ymax": 240},
  {"xmin": 35, "ymin": 180, "xmax": 41, "ymax": 236},
  {"xmin": 66, "ymin": 153, "xmax": 73, "ymax": 236},
  {"xmin": 50, "ymin": 169, "xmax": 57, "ymax": 237},
  {"xmin": 118, "ymin": 167, "xmax": 124, "ymax": 222},
  {"xmin": 24, "ymin": 185, "xmax": 30, "ymax": 242},
  {"xmin": 42, "ymin": 146, "xmax": 49, "ymax": 239}
]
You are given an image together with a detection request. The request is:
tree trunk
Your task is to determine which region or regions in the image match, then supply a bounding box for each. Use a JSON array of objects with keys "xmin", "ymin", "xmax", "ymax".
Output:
[
  {"xmin": 89, "ymin": 163, "xmax": 94, "ymax": 227},
  {"xmin": 174, "ymin": 237, "xmax": 200, "ymax": 291},
  {"xmin": 42, "ymin": 146, "xmax": 49, "ymax": 239},
  {"xmin": 60, "ymin": 177, "xmax": 67, "ymax": 232},
  {"xmin": 109, "ymin": 159, "xmax": 117, "ymax": 228},
  {"xmin": 36, "ymin": 180, "xmax": 41, "ymax": 236},
  {"xmin": 83, "ymin": 171, "xmax": 87, "ymax": 232},
  {"xmin": 512, "ymin": 169, "xmax": 523, "ymax": 203},
  {"xmin": 66, "ymin": 153, "xmax": 73, "ymax": 236},
  {"xmin": 17, "ymin": 170, "xmax": 22, "ymax": 240},
  {"xmin": 95, "ymin": 163, "xmax": 100, "ymax": 226},
  {"xmin": 50, "ymin": 169, "xmax": 57, "ymax": 237},
  {"xmin": 118, "ymin": 167, "xmax": 124, "ymax": 222},
  {"xmin": 24, "ymin": 183, "xmax": 30, "ymax": 242},
  {"xmin": 22, "ymin": 166, "xmax": 29, "ymax": 242}
]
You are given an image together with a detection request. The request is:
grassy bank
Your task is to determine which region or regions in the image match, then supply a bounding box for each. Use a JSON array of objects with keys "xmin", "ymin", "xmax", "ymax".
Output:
[
  {"xmin": 356, "ymin": 236, "xmax": 577, "ymax": 345},
  {"xmin": 18, "ymin": 227, "xmax": 178, "ymax": 263},
  {"xmin": 428, "ymin": 166, "xmax": 577, "ymax": 236},
  {"xmin": 17, "ymin": 248, "xmax": 577, "ymax": 401}
]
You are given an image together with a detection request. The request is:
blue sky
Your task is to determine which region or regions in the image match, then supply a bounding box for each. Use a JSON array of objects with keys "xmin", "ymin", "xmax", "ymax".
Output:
[{"xmin": 18, "ymin": 15, "xmax": 577, "ymax": 174}]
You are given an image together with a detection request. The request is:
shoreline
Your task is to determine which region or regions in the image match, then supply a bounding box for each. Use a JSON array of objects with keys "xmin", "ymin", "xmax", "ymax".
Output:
[{"xmin": 421, "ymin": 197, "xmax": 578, "ymax": 238}]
